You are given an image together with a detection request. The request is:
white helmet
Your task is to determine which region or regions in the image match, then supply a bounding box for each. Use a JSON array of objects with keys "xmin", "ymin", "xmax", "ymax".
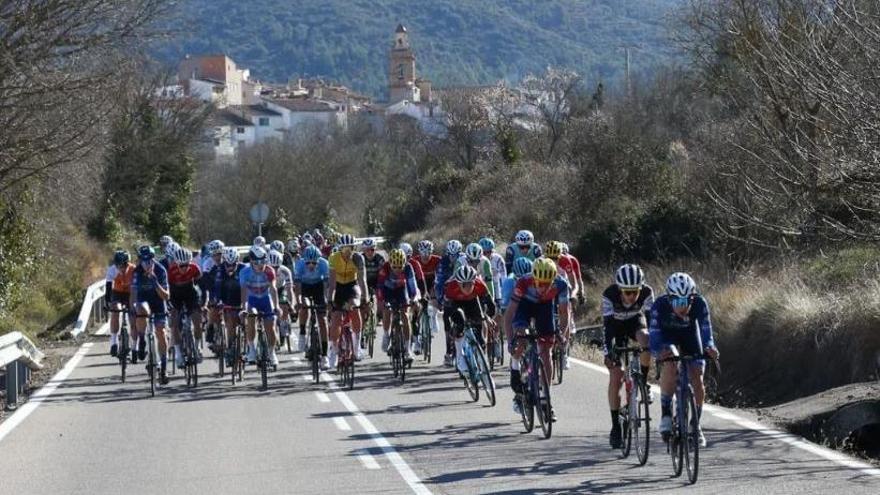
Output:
[
  {"xmin": 453, "ymin": 264, "xmax": 479, "ymax": 283},
  {"xmin": 159, "ymin": 235, "xmax": 174, "ymax": 248},
  {"xmin": 465, "ymin": 242, "xmax": 483, "ymax": 261},
  {"xmin": 222, "ymin": 247, "xmax": 239, "ymax": 265},
  {"xmin": 615, "ymin": 264, "xmax": 645, "ymax": 290},
  {"xmin": 666, "ymin": 272, "xmax": 696, "ymax": 297},
  {"xmin": 249, "ymin": 246, "xmax": 268, "ymax": 264},
  {"xmin": 287, "ymin": 239, "xmax": 300, "ymax": 255},
  {"xmin": 208, "ymin": 240, "xmax": 225, "ymax": 255},
  {"xmin": 515, "ymin": 230, "xmax": 534, "ymax": 246},
  {"xmin": 446, "ymin": 239, "xmax": 463, "ymax": 256},
  {"xmin": 268, "ymin": 249, "xmax": 283, "ymax": 267},
  {"xmin": 399, "ymin": 242, "xmax": 413, "ymax": 258},
  {"xmin": 172, "ymin": 246, "xmax": 192, "ymax": 265},
  {"xmin": 252, "ymin": 236, "xmax": 266, "ymax": 248},
  {"xmin": 165, "ymin": 241, "xmax": 181, "ymax": 258},
  {"xmin": 270, "ymin": 240, "xmax": 284, "ymax": 252}
]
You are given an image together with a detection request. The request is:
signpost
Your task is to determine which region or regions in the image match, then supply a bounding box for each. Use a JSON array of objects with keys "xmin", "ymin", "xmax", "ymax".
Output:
[{"xmin": 249, "ymin": 202, "xmax": 270, "ymax": 237}]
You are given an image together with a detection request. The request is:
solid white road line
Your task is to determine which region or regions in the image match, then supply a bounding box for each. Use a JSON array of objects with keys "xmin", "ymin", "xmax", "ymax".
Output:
[
  {"xmin": 324, "ymin": 374, "xmax": 433, "ymax": 495},
  {"xmin": 568, "ymin": 355, "xmax": 880, "ymax": 478},
  {"xmin": 333, "ymin": 416, "xmax": 352, "ymax": 431},
  {"xmin": 0, "ymin": 343, "xmax": 94, "ymax": 445}
]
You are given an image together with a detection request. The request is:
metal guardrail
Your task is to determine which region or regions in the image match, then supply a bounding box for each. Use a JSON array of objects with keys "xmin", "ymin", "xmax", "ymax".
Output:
[
  {"xmin": 70, "ymin": 280, "xmax": 108, "ymax": 339},
  {"xmin": 0, "ymin": 331, "xmax": 45, "ymax": 410}
]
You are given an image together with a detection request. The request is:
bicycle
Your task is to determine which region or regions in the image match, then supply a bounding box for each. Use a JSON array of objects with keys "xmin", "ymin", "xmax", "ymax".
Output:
[
  {"xmin": 387, "ymin": 302, "xmax": 411, "ymax": 383},
  {"xmin": 486, "ymin": 319, "xmax": 503, "ymax": 371},
  {"xmin": 213, "ymin": 312, "xmax": 227, "ymax": 378},
  {"xmin": 247, "ymin": 308, "xmax": 277, "ymax": 390},
  {"xmin": 419, "ymin": 299, "xmax": 432, "ymax": 363},
  {"xmin": 225, "ymin": 306, "xmax": 245, "ymax": 385},
  {"xmin": 459, "ymin": 321, "xmax": 496, "ymax": 406},
  {"xmin": 658, "ymin": 349, "xmax": 707, "ymax": 484},
  {"xmin": 278, "ymin": 303, "xmax": 293, "ymax": 353},
  {"xmin": 108, "ymin": 307, "xmax": 131, "ymax": 383},
  {"xmin": 515, "ymin": 329, "xmax": 553, "ymax": 439},
  {"xmin": 363, "ymin": 296, "xmax": 377, "ymax": 359},
  {"xmin": 301, "ymin": 301, "xmax": 322, "ymax": 384},
  {"xmin": 178, "ymin": 307, "xmax": 199, "ymax": 388},
  {"xmin": 615, "ymin": 345, "xmax": 651, "ymax": 465},
  {"xmin": 138, "ymin": 312, "xmax": 166, "ymax": 397},
  {"xmin": 337, "ymin": 309, "xmax": 356, "ymax": 390}
]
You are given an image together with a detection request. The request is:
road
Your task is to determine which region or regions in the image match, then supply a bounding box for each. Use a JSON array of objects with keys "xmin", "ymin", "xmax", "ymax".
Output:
[{"xmin": 0, "ymin": 328, "xmax": 878, "ymax": 494}]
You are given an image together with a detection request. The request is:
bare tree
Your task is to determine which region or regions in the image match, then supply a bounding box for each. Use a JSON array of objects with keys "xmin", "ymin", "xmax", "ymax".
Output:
[
  {"xmin": 434, "ymin": 87, "xmax": 492, "ymax": 170},
  {"xmin": 520, "ymin": 67, "xmax": 582, "ymax": 162}
]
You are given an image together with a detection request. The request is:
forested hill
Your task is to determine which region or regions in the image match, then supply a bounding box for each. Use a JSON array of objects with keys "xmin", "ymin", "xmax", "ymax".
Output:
[{"xmin": 157, "ymin": 0, "xmax": 684, "ymax": 97}]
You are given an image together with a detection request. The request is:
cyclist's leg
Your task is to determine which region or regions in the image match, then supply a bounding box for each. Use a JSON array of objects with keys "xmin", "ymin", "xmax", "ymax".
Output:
[
  {"xmin": 449, "ymin": 307, "xmax": 466, "ymax": 370},
  {"xmin": 349, "ymin": 285, "xmax": 363, "ymax": 352},
  {"xmin": 401, "ymin": 305, "xmax": 413, "ymax": 357},
  {"xmin": 535, "ymin": 303, "xmax": 555, "ymax": 383},
  {"xmin": 152, "ymin": 304, "xmax": 169, "ymax": 365}
]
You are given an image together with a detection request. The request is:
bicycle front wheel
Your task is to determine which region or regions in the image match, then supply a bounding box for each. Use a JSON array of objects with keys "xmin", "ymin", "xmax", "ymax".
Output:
[
  {"xmin": 684, "ymin": 387, "xmax": 700, "ymax": 484},
  {"xmin": 635, "ymin": 379, "xmax": 651, "ymax": 466},
  {"xmin": 537, "ymin": 358, "xmax": 553, "ymax": 439},
  {"xmin": 474, "ymin": 344, "xmax": 496, "ymax": 407},
  {"xmin": 259, "ymin": 331, "xmax": 269, "ymax": 390},
  {"xmin": 554, "ymin": 346, "xmax": 564, "ymax": 385},
  {"xmin": 620, "ymin": 400, "xmax": 632, "ymax": 458},
  {"xmin": 119, "ymin": 329, "xmax": 129, "ymax": 384}
]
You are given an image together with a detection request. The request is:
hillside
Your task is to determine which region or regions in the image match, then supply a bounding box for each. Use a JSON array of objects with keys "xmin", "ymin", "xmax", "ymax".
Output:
[{"xmin": 157, "ymin": 0, "xmax": 684, "ymax": 98}]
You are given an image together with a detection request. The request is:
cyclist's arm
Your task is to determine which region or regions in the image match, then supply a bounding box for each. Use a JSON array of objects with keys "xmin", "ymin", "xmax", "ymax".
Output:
[
  {"xmin": 356, "ymin": 257, "xmax": 368, "ymax": 302},
  {"xmin": 327, "ymin": 268, "xmax": 337, "ymax": 301},
  {"xmin": 648, "ymin": 305, "xmax": 664, "ymax": 355},
  {"xmin": 696, "ymin": 297, "xmax": 715, "ymax": 350},
  {"xmin": 155, "ymin": 271, "xmax": 170, "ymax": 301}
]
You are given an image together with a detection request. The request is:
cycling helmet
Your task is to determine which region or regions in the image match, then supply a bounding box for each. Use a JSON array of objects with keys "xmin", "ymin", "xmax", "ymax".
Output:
[
  {"xmin": 252, "ymin": 236, "xmax": 266, "ymax": 248},
  {"xmin": 287, "ymin": 239, "xmax": 300, "ymax": 255},
  {"xmin": 172, "ymin": 246, "xmax": 192, "ymax": 265},
  {"xmin": 222, "ymin": 247, "xmax": 239, "ymax": 265},
  {"xmin": 417, "ymin": 240, "xmax": 433, "ymax": 254},
  {"xmin": 362, "ymin": 238, "xmax": 376, "ymax": 249},
  {"xmin": 478, "ymin": 237, "xmax": 495, "ymax": 252},
  {"xmin": 268, "ymin": 249, "xmax": 283, "ymax": 267},
  {"xmin": 303, "ymin": 245, "xmax": 320, "ymax": 262},
  {"xmin": 453, "ymin": 264, "xmax": 479, "ymax": 283},
  {"xmin": 302, "ymin": 233, "xmax": 314, "ymax": 244},
  {"xmin": 270, "ymin": 240, "xmax": 284, "ymax": 252},
  {"xmin": 112, "ymin": 249, "xmax": 130, "ymax": 265},
  {"xmin": 338, "ymin": 234, "xmax": 356, "ymax": 247},
  {"xmin": 446, "ymin": 239, "xmax": 463, "ymax": 256},
  {"xmin": 512, "ymin": 257, "xmax": 534, "ymax": 278},
  {"xmin": 514, "ymin": 230, "xmax": 534, "ymax": 247},
  {"xmin": 158, "ymin": 235, "xmax": 174, "ymax": 248},
  {"xmin": 615, "ymin": 264, "xmax": 645, "ymax": 290},
  {"xmin": 666, "ymin": 272, "xmax": 696, "ymax": 297},
  {"xmin": 164, "ymin": 242, "xmax": 180, "ymax": 259},
  {"xmin": 399, "ymin": 242, "xmax": 413, "ymax": 258},
  {"xmin": 250, "ymin": 246, "xmax": 268, "ymax": 264},
  {"xmin": 560, "ymin": 242, "xmax": 570, "ymax": 255},
  {"xmin": 533, "ymin": 258, "xmax": 558, "ymax": 283},
  {"xmin": 389, "ymin": 249, "xmax": 407, "ymax": 270},
  {"xmin": 138, "ymin": 245, "xmax": 156, "ymax": 260},
  {"xmin": 465, "ymin": 242, "xmax": 483, "ymax": 261},
  {"xmin": 544, "ymin": 240, "xmax": 562, "ymax": 260},
  {"xmin": 208, "ymin": 240, "xmax": 225, "ymax": 255}
]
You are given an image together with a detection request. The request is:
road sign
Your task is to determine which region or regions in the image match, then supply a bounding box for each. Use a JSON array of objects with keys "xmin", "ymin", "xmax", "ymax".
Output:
[{"xmin": 249, "ymin": 202, "xmax": 269, "ymax": 224}]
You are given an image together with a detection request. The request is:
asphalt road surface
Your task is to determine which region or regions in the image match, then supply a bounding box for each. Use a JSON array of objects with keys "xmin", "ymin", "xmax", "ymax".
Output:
[{"xmin": 1, "ymin": 326, "xmax": 878, "ymax": 494}]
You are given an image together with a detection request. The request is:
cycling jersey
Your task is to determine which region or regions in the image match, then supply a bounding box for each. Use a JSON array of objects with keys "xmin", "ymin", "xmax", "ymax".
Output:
[
  {"xmin": 434, "ymin": 253, "xmax": 466, "ymax": 306},
  {"xmin": 504, "ymin": 242, "xmax": 542, "ymax": 273},
  {"xmin": 486, "ymin": 252, "xmax": 507, "ymax": 300},
  {"xmin": 649, "ymin": 294, "xmax": 714, "ymax": 358},
  {"xmin": 328, "ymin": 251, "xmax": 365, "ymax": 285},
  {"xmin": 293, "ymin": 258, "xmax": 330, "ymax": 286},
  {"xmin": 105, "ymin": 263, "xmax": 135, "ymax": 294},
  {"xmin": 168, "ymin": 262, "xmax": 201, "ymax": 286},
  {"xmin": 601, "ymin": 284, "xmax": 654, "ymax": 356},
  {"xmin": 510, "ymin": 274, "xmax": 570, "ymax": 336},
  {"xmin": 415, "ymin": 254, "xmax": 441, "ymax": 295},
  {"xmin": 132, "ymin": 262, "xmax": 169, "ymax": 303},
  {"xmin": 210, "ymin": 263, "xmax": 243, "ymax": 307},
  {"xmin": 377, "ymin": 262, "xmax": 418, "ymax": 306},
  {"xmin": 443, "ymin": 277, "xmax": 490, "ymax": 302},
  {"xmin": 239, "ymin": 265, "xmax": 275, "ymax": 300},
  {"xmin": 274, "ymin": 265, "xmax": 293, "ymax": 304},
  {"xmin": 555, "ymin": 256, "xmax": 576, "ymax": 285},
  {"xmin": 363, "ymin": 252, "xmax": 386, "ymax": 288},
  {"xmin": 443, "ymin": 278, "xmax": 496, "ymax": 333},
  {"xmin": 456, "ymin": 256, "xmax": 496, "ymax": 299},
  {"xmin": 500, "ymin": 275, "xmax": 517, "ymax": 309},
  {"xmin": 408, "ymin": 257, "xmax": 426, "ymax": 298},
  {"xmin": 320, "ymin": 244, "xmax": 334, "ymax": 258}
]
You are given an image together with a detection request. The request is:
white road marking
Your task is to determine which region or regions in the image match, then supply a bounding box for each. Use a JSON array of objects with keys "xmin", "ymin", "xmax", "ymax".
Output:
[
  {"xmin": 95, "ymin": 322, "xmax": 110, "ymax": 336},
  {"xmin": 356, "ymin": 449, "xmax": 382, "ymax": 470},
  {"xmin": 0, "ymin": 343, "xmax": 94, "ymax": 445},
  {"xmin": 333, "ymin": 416, "xmax": 352, "ymax": 431},
  {"xmin": 315, "ymin": 391, "xmax": 331, "ymax": 403},
  {"xmin": 325, "ymin": 373, "xmax": 432, "ymax": 495},
  {"xmin": 568, "ymin": 356, "xmax": 880, "ymax": 478}
]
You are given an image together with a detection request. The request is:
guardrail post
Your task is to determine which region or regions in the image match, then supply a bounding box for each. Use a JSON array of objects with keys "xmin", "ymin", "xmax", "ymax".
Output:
[
  {"xmin": 6, "ymin": 362, "xmax": 19, "ymax": 410},
  {"xmin": 19, "ymin": 361, "xmax": 29, "ymax": 395}
]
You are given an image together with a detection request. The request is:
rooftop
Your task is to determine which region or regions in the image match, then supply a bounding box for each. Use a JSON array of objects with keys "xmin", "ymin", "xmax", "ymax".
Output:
[
  {"xmin": 207, "ymin": 109, "xmax": 253, "ymax": 127},
  {"xmin": 230, "ymin": 104, "xmax": 283, "ymax": 117},
  {"xmin": 268, "ymin": 98, "xmax": 339, "ymax": 112}
]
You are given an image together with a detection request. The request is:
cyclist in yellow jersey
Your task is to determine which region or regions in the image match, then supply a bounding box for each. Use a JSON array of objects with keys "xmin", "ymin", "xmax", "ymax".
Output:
[{"xmin": 328, "ymin": 234, "xmax": 368, "ymax": 366}]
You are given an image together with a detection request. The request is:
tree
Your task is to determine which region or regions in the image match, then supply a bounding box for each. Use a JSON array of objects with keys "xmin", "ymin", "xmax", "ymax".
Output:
[{"xmin": 520, "ymin": 67, "xmax": 582, "ymax": 162}]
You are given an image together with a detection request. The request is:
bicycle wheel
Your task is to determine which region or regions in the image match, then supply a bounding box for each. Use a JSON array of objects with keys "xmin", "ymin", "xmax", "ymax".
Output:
[
  {"xmin": 537, "ymin": 358, "xmax": 553, "ymax": 439},
  {"xmin": 519, "ymin": 358, "xmax": 535, "ymax": 432},
  {"xmin": 259, "ymin": 330, "xmax": 268, "ymax": 390},
  {"xmin": 554, "ymin": 345, "xmax": 564, "ymax": 385},
  {"xmin": 684, "ymin": 387, "xmax": 700, "ymax": 484},
  {"xmin": 421, "ymin": 311, "xmax": 432, "ymax": 363},
  {"xmin": 635, "ymin": 379, "xmax": 651, "ymax": 466},
  {"xmin": 311, "ymin": 329, "xmax": 321, "ymax": 384},
  {"xmin": 237, "ymin": 327, "xmax": 245, "ymax": 383},
  {"xmin": 671, "ymin": 412, "xmax": 684, "ymax": 478},
  {"xmin": 119, "ymin": 327, "xmax": 129, "ymax": 384},
  {"xmin": 474, "ymin": 344, "xmax": 496, "ymax": 406},
  {"xmin": 462, "ymin": 348, "xmax": 479, "ymax": 402},
  {"xmin": 217, "ymin": 329, "xmax": 225, "ymax": 378},
  {"xmin": 398, "ymin": 331, "xmax": 406, "ymax": 383},
  {"xmin": 487, "ymin": 334, "xmax": 496, "ymax": 371},
  {"xmin": 148, "ymin": 333, "xmax": 156, "ymax": 397},
  {"xmin": 620, "ymin": 400, "xmax": 632, "ymax": 458}
]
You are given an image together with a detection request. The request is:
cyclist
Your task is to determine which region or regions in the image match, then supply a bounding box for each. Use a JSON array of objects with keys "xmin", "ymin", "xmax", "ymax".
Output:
[
  {"xmin": 462, "ymin": 243, "xmax": 496, "ymax": 342},
  {"xmin": 167, "ymin": 245, "xmax": 205, "ymax": 368},
  {"xmin": 443, "ymin": 265, "xmax": 496, "ymax": 374},
  {"xmin": 503, "ymin": 229, "xmax": 542, "ymax": 273},
  {"xmin": 602, "ymin": 264, "xmax": 654, "ymax": 449},
  {"xmin": 377, "ymin": 249, "xmax": 418, "ymax": 360},
  {"xmin": 434, "ymin": 239, "xmax": 465, "ymax": 366},
  {"xmin": 294, "ymin": 245, "xmax": 330, "ymax": 366},
  {"xmin": 400, "ymin": 242, "xmax": 427, "ymax": 353},
  {"xmin": 560, "ymin": 243, "xmax": 586, "ymax": 306},
  {"xmin": 327, "ymin": 234, "xmax": 367, "ymax": 366},
  {"xmin": 545, "ymin": 240, "xmax": 578, "ymax": 370},
  {"xmin": 504, "ymin": 258, "xmax": 569, "ymax": 420},
  {"xmin": 238, "ymin": 246, "xmax": 280, "ymax": 367},
  {"xmin": 104, "ymin": 249, "xmax": 135, "ymax": 358},
  {"xmin": 210, "ymin": 247, "xmax": 245, "ymax": 366},
  {"xmin": 201, "ymin": 240, "xmax": 225, "ymax": 351},
  {"xmin": 501, "ymin": 257, "xmax": 533, "ymax": 315},
  {"xmin": 130, "ymin": 245, "xmax": 170, "ymax": 384},
  {"xmin": 159, "ymin": 237, "xmax": 177, "ymax": 271},
  {"xmin": 284, "ymin": 238, "xmax": 301, "ymax": 270},
  {"xmin": 650, "ymin": 272, "xmax": 719, "ymax": 448},
  {"xmin": 479, "ymin": 237, "xmax": 507, "ymax": 308},
  {"xmin": 269, "ymin": 249, "xmax": 295, "ymax": 349},
  {"xmin": 416, "ymin": 240, "xmax": 442, "ymax": 337},
  {"xmin": 360, "ymin": 238, "xmax": 385, "ymax": 335}
]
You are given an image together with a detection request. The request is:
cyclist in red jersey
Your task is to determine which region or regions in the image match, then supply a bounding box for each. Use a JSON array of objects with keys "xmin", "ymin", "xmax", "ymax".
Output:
[
  {"xmin": 443, "ymin": 265, "xmax": 496, "ymax": 373},
  {"xmin": 167, "ymin": 245, "xmax": 205, "ymax": 368}
]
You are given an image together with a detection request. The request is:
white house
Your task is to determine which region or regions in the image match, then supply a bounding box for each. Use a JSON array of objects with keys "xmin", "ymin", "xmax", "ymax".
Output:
[
  {"xmin": 264, "ymin": 98, "xmax": 348, "ymax": 130},
  {"xmin": 205, "ymin": 109, "xmax": 255, "ymax": 161},
  {"xmin": 229, "ymin": 104, "xmax": 286, "ymax": 142}
]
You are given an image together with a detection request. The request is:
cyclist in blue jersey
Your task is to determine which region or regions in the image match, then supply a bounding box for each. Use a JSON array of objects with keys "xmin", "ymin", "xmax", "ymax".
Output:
[
  {"xmin": 501, "ymin": 257, "xmax": 534, "ymax": 313},
  {"xmin": 130, "ymin": 245, "xmax": 171, "ymax": 384},
  {"xmin": 434, "ymin": 239, "xmax": 465, "ymax": 366},
  {"xmin": 238, "ymin": 246, "xmax": 280, "ymax": 367},
  {"xmin": 294, "ymin": 245, "xmax": 331, "ymax": 367},
  {"xmin": 209, "ymin": 247, "xmax": 246, "ymax": 366},
  {"xmin": 503, "ymin": 229, "xmax": 542, "ymax": 273},
  {"xmin": 650, "ymin": 272, "xmax": 719, "ymax": 448}
]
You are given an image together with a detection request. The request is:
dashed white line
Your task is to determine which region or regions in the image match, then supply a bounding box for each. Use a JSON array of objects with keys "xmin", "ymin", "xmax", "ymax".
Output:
[
  {"xmin": 568, "ymin": 355, "xmax": 880, "ymax": 479},
  {"xmin": 315, "ymin": 391, "xmax": 331, "ymax": 403},
  {"xmin": 0, "ymin": 343, "xmax": 94, "ymax": 445},
  {"xmin": 333, "ymin": 416, "xmax": 352, "ymax": 431},
  {"xmin": 356, "ymin": 449, "xmax": 382, "ymax": 470}
]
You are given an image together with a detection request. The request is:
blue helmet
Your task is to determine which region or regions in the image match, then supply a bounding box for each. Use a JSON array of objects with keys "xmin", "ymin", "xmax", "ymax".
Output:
[
  {"xmin": 113, "ymin": 249, "xmax": 130, "ymax": 265},
  {"xmin": 512, "ymin": 257, "xmax": 533, "ymax": 278},
  {"xmin": 303, "ymin": 245, "xmax": 321, "ymax": 262},
  {"xmin": 138, "ymin": 245, "xmax": 156, "ymax": 261},
  {"xmin": 478, "ymin": 237, "xmax": 495, "ymax": 252}
]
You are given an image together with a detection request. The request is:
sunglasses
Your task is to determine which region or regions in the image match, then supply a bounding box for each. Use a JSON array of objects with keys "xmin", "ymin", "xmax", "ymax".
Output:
[
  {"xmin": 252, "ymin": 260, "xmax": 266, "ymax": 266},
  {"xmin": 306, "ymin": 261, "xmax": 317, "ymax": 266},
  {"xmin": 621, "ymin": 288, "xmax": 640, "ymax": 296},
  {"xmin": 671, "ymin": 296, "xmax": 691, "ymax": 309},
  {"xmin": 518, "ymin": 245, "xmax": 530, "ymax": 251}
]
